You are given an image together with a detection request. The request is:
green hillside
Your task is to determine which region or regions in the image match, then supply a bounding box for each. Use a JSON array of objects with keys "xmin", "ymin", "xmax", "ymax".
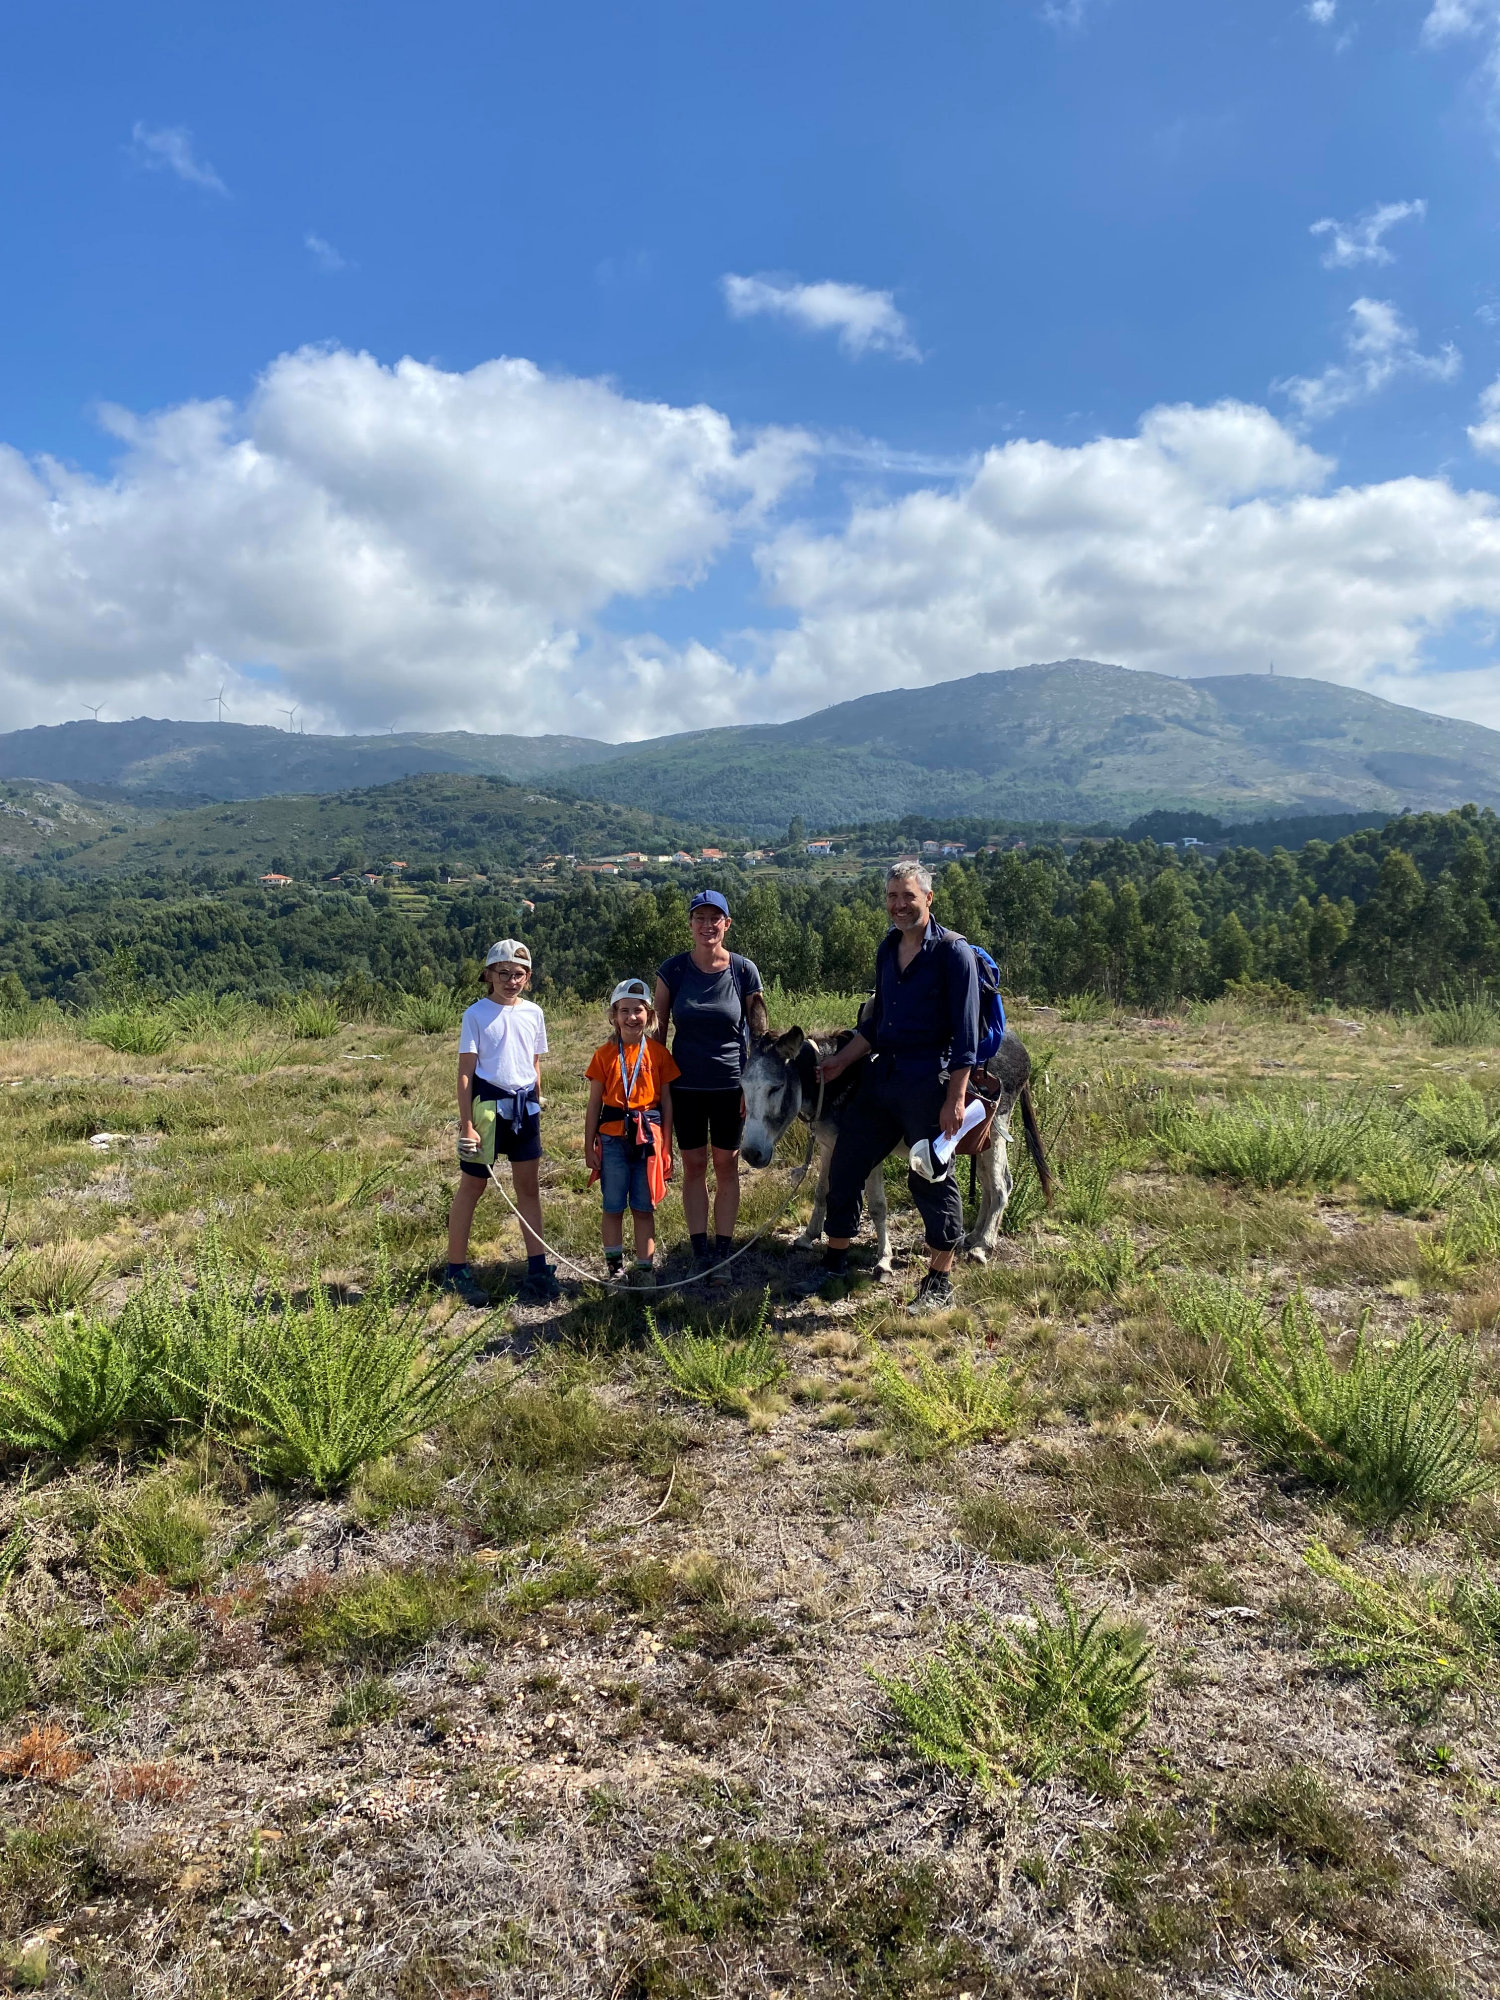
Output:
[
  {"xmin": 0, "ymin": 716, "xmax": 614, "ymax": 803},
  {"xmin": 32, "ymin": 773, "xmax": 716, "ymax": 879},
  {"xmin": 562, "ymin": 662, "xmax": 1500, "ymax": 834},
  {"xmin": 0, "ymin": 779, "xmax": 160, "ymax": 863}
]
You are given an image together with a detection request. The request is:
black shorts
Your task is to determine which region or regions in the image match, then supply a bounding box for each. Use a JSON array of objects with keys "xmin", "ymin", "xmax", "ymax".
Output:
[
  {"xmin": 671, "ymin": 1084, "xmax": 744, "ymax": 1153},
  {"xmin": 459, "ymin": 1077, "xmax": 543, "ymax": 1176}
]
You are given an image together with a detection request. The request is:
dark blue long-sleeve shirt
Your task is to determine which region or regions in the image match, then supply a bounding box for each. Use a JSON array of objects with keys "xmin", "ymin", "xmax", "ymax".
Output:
[{"xmin": 864, "ymin": 920, "xmax": 980, "ymax": 1073}]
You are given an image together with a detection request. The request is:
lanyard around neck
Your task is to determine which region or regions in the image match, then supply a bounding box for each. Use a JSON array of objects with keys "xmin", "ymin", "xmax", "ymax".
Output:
[{"xmin": 617, "ymin": 1036, "xmax": 647, "ymax": 1107}]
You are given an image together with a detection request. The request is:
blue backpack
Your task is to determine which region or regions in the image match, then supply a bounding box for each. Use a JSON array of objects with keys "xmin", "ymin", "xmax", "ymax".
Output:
[
  {"xmin": 962, "ymin": 938, "xmax": 1008, "ymax": 1067},
  {"xmin": 893, "ymin": 925, "xmax": 1007, "ymax": 1068}
]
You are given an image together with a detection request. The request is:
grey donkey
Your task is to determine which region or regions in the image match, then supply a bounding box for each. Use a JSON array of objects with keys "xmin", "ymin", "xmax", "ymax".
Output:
[{"xmin": 739, "ymin": 1026, "xmax": 1050, "ymax": 1265}]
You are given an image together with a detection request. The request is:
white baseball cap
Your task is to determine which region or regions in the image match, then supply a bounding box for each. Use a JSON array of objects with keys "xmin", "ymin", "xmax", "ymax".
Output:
[
  {"xmin": 609, "ymin": 977, "xmax": 652, "ymax": 1006},
  {"xmin": 484, "ymin": 938, "xmax": 532, "ymax": 968}
]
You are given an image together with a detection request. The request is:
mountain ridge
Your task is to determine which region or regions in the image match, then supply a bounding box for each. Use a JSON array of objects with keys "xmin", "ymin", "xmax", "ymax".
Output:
[{"xmin": 8, "ymin": 662, "xmax": 1500, "ymax": 836}]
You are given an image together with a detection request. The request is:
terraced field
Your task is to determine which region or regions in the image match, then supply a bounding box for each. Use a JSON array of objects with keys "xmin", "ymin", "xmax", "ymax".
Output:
[{"xmin": 1, "ymin": 992, "xmax": 1499, "ymax": 1998}]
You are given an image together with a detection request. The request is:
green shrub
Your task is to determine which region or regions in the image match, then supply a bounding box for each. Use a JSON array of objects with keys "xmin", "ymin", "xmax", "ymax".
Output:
[
  {"xmin": 872, "ymin": 1583, "xmax": 1152, "ymax": 1789},
  {"xmin": 1411, "ymin": 1084, "xmax": 1500, "ymax": 1163},
  {"xmin": 329, "ymin": 1672, "xmax": 401, "ymax": 1731},
  {"xmin": 1060, "ymin": 1151, "xmax": 1117, "ymax": 1227},
  {"xmin": 86, "ymin": 1470, "xmax": 217, "ymax": 1591},
  {"xmin": 1303, "ymin": 1540, "xmax": 1500, "ymax": 1713},
  {"xmin": 1420, "ymin": 989, "xmax": 1500, "ymax": 1049},
  {"xmin": 1059, "ymin": 991, "xmax": 1113, "ymax": 1023},
  {"xmin": 393, "ymin": 990, "xmax": 458, "ymax": 1035},
  {"xmin": 639, "ymin": 1831, "xmax": 988, "ymax": 1996},
  {"xmin": 288, "ymin": 995, "xmax": 340, "ymax": 1039},
  {"xmin": 269, "ymin": 1564, "xmax": 483, "ymax": 1665},
  {"xmin": 0, "ymin": 1309, "xmax": 143, "ymax": 1453},
  {"xmin": 121, "ymin": 1227, "xmax": 261, "ymax": 1430},
  {"xmin": 1153, "ymin": 1269, "xmax": 1264, "ymax": 1412},
  {"xmin": 1225, "ymin": 1764, "xmax": 1382, "ymax": 1871},
  {"xmin": 165, "ymin": 992, "xmax": 247, "ymax": 1037},
  {"xmin": 220, "ymin": 1268, "xmax": 489, "ymax": 1493},
  {"xmin": 0, "ymin": 1241, "xmax": 106, "ymax": 1315},
  {"xmin": 84, "ymin": 1008, "xmax": 176, "ymax": 1057},
  {"xmin": 1359, "ymin": 1145, "xmax": 1456, "ymax": 1218},
  {"xmin": 870, "ymin": 1346, "xmax": 1019, "ymax": 1455},
  {"xmin": 1220, "ymin": 1291, "xmax": 1485, "ymax": 1518},
  {"xmin": 647, "ymin": 1293, "xmax": 786, "ymax": 1415},
  {"xmin": 1179, "ymin": 1094, "xmax": 1373, "ymax": 1190}
]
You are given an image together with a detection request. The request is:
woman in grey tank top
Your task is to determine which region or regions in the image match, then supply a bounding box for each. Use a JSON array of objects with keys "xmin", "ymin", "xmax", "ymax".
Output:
[{"xmin": 654, "ymin": 890, "xmax": 767, "ymax": 1279}]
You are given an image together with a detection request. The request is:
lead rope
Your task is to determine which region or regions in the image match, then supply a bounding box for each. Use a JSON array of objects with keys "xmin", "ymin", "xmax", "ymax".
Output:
[{"xmin": 484, "ymin": 1072, "xmax": 827, "ymax": 1295}]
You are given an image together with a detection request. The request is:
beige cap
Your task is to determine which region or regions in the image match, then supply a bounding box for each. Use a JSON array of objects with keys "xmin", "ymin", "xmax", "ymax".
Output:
[{"xmin": 484, "ymin": 938, "xmax": 532, "ymax": 967}]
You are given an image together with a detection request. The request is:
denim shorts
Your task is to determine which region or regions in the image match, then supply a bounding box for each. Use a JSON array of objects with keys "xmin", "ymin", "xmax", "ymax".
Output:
[{"xmin": 599, "ymin": 1133, "xmax": 653, "ymax": 1214}]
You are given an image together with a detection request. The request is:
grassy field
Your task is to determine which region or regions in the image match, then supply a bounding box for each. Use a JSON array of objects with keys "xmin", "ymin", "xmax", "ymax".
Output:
[{"xmin": 2, "ymin": 990, "xmax": 1500, "ymax": 1998}]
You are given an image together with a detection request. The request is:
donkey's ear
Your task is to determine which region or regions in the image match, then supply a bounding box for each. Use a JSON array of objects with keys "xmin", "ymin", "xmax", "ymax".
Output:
[{"xmin": 774, "ymin": 1027, "xmax": 805, "ymax": 1060}]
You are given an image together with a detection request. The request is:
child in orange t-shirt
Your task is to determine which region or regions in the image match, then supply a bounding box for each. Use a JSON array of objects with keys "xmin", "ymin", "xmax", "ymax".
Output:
[{"xmin": 584, "ymin": 979, "xmax": 679, "ymax": 1285}]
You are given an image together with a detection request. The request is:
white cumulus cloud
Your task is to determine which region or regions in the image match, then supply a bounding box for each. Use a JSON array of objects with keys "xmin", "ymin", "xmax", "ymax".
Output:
[
  {"xmin": 1470, "ymin": 377, "xmax": 1500, "ymax": 455},
  {"xmin": 5, "ymin": 360, "xmax": 1500, "ymax": 740},
  {"xmin": 1277, "ymin": 297, "xmax": 1460, "ymax": 421},
  {"xmin": 0, "ymin": 347, "xmax": 810, "ymax": 736},
  {"xmin": 1307, "ymin": 1, "xmax": 1338, "ymax": 23},
  {"xmin": 751, "ymin": 400, "xmax": 1500, "ymax": 721},
  {"xmin": 1310, "ymin": 198, "xmax": 1426, "ymax": 267},
  {"xmin": 721, "ymin": 274, "xmax": 919, "ymax": 361},
  {"xmin": 130, "ymin": 122, "xmax": 228, "ymax": 195}
]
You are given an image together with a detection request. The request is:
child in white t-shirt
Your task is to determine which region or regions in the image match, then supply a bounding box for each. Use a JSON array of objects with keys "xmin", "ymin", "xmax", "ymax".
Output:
[{"xmin": 444, "ymin": 939, "xmax": 560, "ymax": 1305}]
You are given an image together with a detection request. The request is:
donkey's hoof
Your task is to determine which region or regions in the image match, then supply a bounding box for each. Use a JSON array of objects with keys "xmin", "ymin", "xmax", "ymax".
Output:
[{"xmin": 965, "ymin": 1244, "xmax": 990, "ymax": 1265}]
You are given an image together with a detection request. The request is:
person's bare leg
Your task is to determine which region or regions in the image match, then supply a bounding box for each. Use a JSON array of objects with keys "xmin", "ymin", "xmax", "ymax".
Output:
[
  {"xmin": 710, "ymin": 1147, "xmax": 740, "ymax": 1238},
  {"xmin": 602, "ymin": 1211, "xmax": 624, "ymax": 1252},
  {"xmin": 632, "ymin": 1209, "xmax": 655, "ymax": 1261},
  {"xmin": 928, "ymin": 1247, "xmax": 956, "ymax": 1274},
  {"xmin": 447, "ymin": 1174, "xmax": 486, "ymax": 1263},
  {"xmin": 509, "ymin": 1159, "xmax": 546, "ymax": 1260},
  {"xmin": 681, "ymin": 1146, "xmax": 710, "ymax": 1236}
]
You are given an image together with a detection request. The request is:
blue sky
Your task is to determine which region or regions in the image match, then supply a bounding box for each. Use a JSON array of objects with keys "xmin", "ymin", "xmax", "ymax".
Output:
[{"xmin": 2, "ymin": 0, "xmax": 1500, "ymax": 739}]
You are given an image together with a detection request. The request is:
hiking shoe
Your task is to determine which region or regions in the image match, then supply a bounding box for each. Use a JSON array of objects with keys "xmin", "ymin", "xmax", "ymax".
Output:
[
  {"xmin": 626, "ymin": 1264, "xmax": 656, "ymax": 1291},
  {"xmin": 516, "ymin": 1264, "xmax": 563, "ymax": 1305},
  {"xmin": 905, "ymin": 1270, "xmax": 956, "ymax": 1316},
  {"xmin": 439, "ymin": 1264, "xmax": 490, "ymax": 1308}
]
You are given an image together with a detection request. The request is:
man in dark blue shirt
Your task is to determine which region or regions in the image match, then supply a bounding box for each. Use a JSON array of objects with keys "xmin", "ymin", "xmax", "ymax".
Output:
[{"xmin": 817, "ymin": 863, "xmax": 980, "ymax": 1312}]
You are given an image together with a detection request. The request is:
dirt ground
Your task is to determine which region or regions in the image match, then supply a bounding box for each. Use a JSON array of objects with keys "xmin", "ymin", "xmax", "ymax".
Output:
[{"xmin": 2, "ymin": 994, "xmax": 1499, "ymax": 1998}]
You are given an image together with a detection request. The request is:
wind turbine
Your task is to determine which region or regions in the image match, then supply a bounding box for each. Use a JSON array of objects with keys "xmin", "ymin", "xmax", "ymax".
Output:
[
  {"xmin": 83, "ymin": 702, "xmax": 105, "ymax": 722},
  {"xmin": 279, "ymin": 705, "xmax": 299, "ymax": 733},
  {"xmin": 206, "ymin": 685, "xmax": 229, "ymax": 723}
]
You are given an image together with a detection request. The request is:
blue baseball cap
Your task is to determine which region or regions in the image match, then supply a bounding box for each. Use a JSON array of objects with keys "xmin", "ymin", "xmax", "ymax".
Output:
[{"xmin": 689, "ymin": 889, "xmax": 730, "ymax": 918}]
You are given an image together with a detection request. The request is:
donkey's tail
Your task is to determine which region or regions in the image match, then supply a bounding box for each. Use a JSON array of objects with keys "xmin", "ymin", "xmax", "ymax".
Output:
[{"xmin": 1018, "ymin": 1082, "xmax": 1052, "ymax": 1205}]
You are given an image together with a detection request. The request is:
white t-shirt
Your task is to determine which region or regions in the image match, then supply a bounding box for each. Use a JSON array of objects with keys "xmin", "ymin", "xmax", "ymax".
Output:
[{"xmin": 458, "ymin": 998, "xmax": 548, "ymax": 1090}]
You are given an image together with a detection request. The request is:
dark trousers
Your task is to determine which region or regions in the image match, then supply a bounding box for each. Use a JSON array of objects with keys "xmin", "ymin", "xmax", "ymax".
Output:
[{"xmin": 825, "ymin": 1058, "xmax": 964, "ymax": 1252}]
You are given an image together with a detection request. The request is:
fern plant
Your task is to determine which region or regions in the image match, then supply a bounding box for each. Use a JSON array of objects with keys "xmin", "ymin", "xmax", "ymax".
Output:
[
  {"xmin": 1179, "ymin": 1094, "xmax": 1374, "ymax": 1190},
  {"xmin": 121, "ymin": 1226, "xmax": 261, "ymax": 1429},
  {"xmin": 646, "ymin": 1292, "xmax": 785, "ymax": 1415},
  {"xmin": 194, "ymin": 1262, "xmax": 487, "ymax": 1492},
  {"xmin": 0, "ymin": 1308, "xmax": 144, "ymax": 1453},
  {"xmin": 872, "ymin": 1582, "xmax": 1152, "ymax": 1789},
  {"xmin": 1059, "ymin": 1151, "xmax": 1117, "ymax": 1228},
  {"xmin": 1411, "ymin": 1084, "xmax": 1500, "ymax": 1163},
  {"xmin": 870, "ymin": 1346, "xmax": 1019, "ymax": 1454},
  {"xmin": 1358, "ymin": 1144, "xmax": 1456, "ymax": 1218},
  {"xmin": 1220, "ymin": 1290, "xmax": 1485, "ymax": 1518},
  {"xmin": 1304, "ymin": 1539, "xmax": 1500, "ymax": 1714}
]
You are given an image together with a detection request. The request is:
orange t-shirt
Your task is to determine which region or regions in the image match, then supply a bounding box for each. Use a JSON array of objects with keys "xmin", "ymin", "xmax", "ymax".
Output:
[{"xmin": 585, "ymin": 1038, "xmax": 680, "ymax": 1135}]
